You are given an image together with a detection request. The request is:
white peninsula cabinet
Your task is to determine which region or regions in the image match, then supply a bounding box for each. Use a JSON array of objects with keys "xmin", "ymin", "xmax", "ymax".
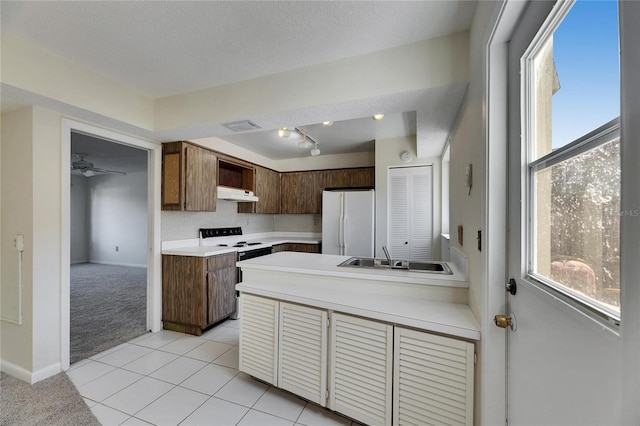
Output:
[
  {"xmin": 238, "ymin": 295, "xmax": 328, "ymax": 406},
  {"xmin": 236, "ymin": 252, "xmax": 478, "ymax": 425},
  {"xmin": 330, "ymin": 313, "xmax": 393, "ymax": 425},
  {"xmin": 239, "ymin": 294, "xmax": 474, "ymax": 426}
]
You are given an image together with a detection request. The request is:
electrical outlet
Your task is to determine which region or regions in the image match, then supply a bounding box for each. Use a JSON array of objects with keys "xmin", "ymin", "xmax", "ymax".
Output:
[
  {"xmin": 14, "ymin": 234, "xmax": 24, "ymax": 252},
  {"xmin": 313, "ymin": 219, "xmax": 318, "ymax": 227}
]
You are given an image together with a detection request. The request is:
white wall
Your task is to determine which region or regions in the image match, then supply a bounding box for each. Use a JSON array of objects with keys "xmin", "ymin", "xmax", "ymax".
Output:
[
  {"xmin": 70, "ymin": 175, "xmax": 89, "ymax": 264},
  {"xmin": 447, "ymin": 3, "xmax": 497, "ymax": 423},
  {"xmin": 88, "ymin": 172, "xmax": 148, "ymax": 267},
  {"xmin": 374, "ymin": 135, "xmax": 441, "ymax": 259},
  {"xmin": 161, "ymin": 200, "xmax": 275, "ymax": 241},
  {"xmin": 31, "ymin": 107, "xmax": 63, "ymax": 380},
  {"xmin": 273, "ymin": 215, "xmax": 322, "ymax": 233},
  {"xmin": 1, "ymin": 107, "xmax": 35, "ymax": 376}
]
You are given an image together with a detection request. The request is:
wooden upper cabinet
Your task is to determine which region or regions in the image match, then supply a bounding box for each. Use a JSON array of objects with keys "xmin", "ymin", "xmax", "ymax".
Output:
[
  {"xmin": 238, "ymin": 165, "xmax": 281, "ymax": 214},
  {"xmin": 280, "ymin": 167, "xmax": 374, "ymax": 214},
  {"xmin": 162, "ymin": 141, "xmax": 217, "ymax": 211},
  {"xmin": 281, "ymin": 171, "xmax": 326, "ymax": 214},
  {"xmin": 324, "ymin": 168, "xmax": 375, "ymax": 189}
]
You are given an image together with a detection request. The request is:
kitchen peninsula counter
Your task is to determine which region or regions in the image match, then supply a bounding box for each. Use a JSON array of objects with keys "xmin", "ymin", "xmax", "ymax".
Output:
[{"xmin": 237, "ymin": 251, "xmax": 479, "ymax": 340}]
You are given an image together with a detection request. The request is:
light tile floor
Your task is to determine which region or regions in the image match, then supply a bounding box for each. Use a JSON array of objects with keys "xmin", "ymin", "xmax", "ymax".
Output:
[{"xmin": 69, "ymin": 320, "xmax": 360, "ymax": 426}]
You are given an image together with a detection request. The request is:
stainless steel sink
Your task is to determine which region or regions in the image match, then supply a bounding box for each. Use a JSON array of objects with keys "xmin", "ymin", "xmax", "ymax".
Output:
[{"xmin": 338, "ymin": 257, "xmax": 453, "ymax": 274}]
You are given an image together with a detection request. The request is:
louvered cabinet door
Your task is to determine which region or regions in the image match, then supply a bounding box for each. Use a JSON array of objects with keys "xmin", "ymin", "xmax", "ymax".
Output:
[
  {"xmin": 393, "ymin": 327, "xmax": 475, "ymax": 426},
  {"xmin": 278, "ymin": 303, "xmax": 328, "ymax": 406},
  {"xmin": 239, "ymin": 294, "xmax": 279, "ymax": 385},
  {"xmin": 329, "ymin": 313, "xmax": 393, "ymax": 426}
]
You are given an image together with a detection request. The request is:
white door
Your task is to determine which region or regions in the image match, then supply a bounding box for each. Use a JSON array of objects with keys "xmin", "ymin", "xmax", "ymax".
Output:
[
  {"xmin": 502, "ymin": 1, "xmax": 637, "ymax": 423},
  {"xmin": 388, "ymin": 166, "xmax": 433, "ymax": 261}
]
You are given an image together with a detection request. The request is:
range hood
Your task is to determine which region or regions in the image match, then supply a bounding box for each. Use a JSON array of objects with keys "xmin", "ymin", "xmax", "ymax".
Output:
[{"xmin": 217, "ymin": 186, "xmax": 259, "ymax": 202}]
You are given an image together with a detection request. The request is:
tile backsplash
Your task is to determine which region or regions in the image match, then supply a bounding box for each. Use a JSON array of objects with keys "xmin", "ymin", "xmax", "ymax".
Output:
[
  {"xmin": 161, "ymin": 200, "xmax": 321, "ymax": 241},
  {"xmin": 274, "ymin": 214, "xmax": 322, "ymax": 233}
]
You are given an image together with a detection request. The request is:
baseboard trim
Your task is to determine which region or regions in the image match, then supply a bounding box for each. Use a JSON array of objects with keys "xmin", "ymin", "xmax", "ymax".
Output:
[
  {"xmin": 88, "ymin": 260, "xmax": 147, "ymax": 269},
  {"xmin": 0, "ymin": 359, "xmax": 61, "ymax": 384},
  {"xmin": 31, "ymin": 362, "xmax": 62, "ymax": 383},
  {"xmin": 70, "ymin": 260, "xmax": 89, "ymax": 265},
  {"xmin": 1, "ymin": 359, "xmax": 32, "ymax": 383}
]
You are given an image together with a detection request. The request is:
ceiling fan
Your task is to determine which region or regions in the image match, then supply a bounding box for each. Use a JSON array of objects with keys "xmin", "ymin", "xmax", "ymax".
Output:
[{"xmin": 71, "ymin": 153, "xmax": 126, "ymax": 177}]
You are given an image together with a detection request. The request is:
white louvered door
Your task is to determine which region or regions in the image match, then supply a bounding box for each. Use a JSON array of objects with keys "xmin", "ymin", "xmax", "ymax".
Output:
[
  {"xmin": 239, "ymin": 294, "xmax": 279, "ymax": 385},
  {"xmin": 388, "ymin": 166, "xmax": 433, "ymax": 261},
  {"xmin": 278, "ymin": 303, "xmax": 328, "ymax": 406},
  {"xmin": 329, "ymin": 313, "xmax": 393, "ymax": 426},
  {"xmin": 393, "ymin": 327, "xmax": 475, "ymax": 426}
]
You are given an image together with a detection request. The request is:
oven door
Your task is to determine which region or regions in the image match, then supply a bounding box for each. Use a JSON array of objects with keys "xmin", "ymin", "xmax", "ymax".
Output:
[{"xmin": 232, "ymin": 246, "xmax": 273, "ymax": 319}]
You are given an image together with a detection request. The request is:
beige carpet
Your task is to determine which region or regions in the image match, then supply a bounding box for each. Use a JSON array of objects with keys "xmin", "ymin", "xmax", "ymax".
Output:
[{"xmin": 0, "ymin": 372, "xmax": 99, "ymax": 426}]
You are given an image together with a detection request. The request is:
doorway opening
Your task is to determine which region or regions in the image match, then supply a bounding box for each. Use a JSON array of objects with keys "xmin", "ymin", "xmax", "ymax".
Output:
[
  {"xmin": 61, "ymin": 119, "xmax": 162, "ymax": 370},
  {"xmin": 69, "ymin": 132, "xmax": 149, "ymax": 363}
]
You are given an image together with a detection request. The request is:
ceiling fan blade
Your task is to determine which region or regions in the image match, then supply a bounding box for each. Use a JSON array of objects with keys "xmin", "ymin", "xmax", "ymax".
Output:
[{"xmin": 91, "ymin": 167, "xmax": 127, "ymax": 175}]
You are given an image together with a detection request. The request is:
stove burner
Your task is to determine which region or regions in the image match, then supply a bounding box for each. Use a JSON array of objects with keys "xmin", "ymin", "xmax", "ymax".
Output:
[
  {"xmin": 218, "ymin": 242, "xmax": 263, "ymax": 248},
  {"xmin": 232, "ymin": 241, "xmax": 263, "ymax": 248}
]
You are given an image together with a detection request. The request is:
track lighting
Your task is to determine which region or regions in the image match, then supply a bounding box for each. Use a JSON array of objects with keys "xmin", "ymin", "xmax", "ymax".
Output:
[
  {"xmin": 298, "ymin": 139, "xmax": 313, "ymax": 150},
  {"xmin": 278, "ymin": 126, "xmax": 321, "ymax": 156}
]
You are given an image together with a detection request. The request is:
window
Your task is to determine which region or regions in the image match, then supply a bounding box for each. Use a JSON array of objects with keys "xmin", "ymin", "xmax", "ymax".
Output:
[{"xmin": 524, "ymin": 0, "xmax": 620, "ymax": 320}]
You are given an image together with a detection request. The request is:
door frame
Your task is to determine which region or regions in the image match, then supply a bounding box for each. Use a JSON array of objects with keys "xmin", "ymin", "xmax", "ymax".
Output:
[
  {"xmin": 480, "ymin": 1, "xmax": 530, "ymax": 424},
  {"xmin": 60, "ymin": 119, "xmax": 162, "ymax": 370}
]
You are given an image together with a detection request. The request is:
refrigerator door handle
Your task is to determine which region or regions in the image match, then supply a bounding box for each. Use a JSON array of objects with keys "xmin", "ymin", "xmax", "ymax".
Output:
[
  {"xmin": 342, "ymin": 194, "xmax": 347, "ymax": 255},
  {"xmin": 339, "ymin": 193, "xmax": 345, "ymax": 255}
]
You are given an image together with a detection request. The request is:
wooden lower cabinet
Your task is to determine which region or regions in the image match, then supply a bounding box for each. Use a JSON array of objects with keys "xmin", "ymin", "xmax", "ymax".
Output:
[
  {"xmin": 271, "ymin": 243, "xmax": 320, "ymax": 253},
  {"xmin": 238, "ymin": 294, "xmax": 475, "ymax": 426},
  {"xmin": 162, "ymin": 252, "xmax": 236, "ymax": 335}
]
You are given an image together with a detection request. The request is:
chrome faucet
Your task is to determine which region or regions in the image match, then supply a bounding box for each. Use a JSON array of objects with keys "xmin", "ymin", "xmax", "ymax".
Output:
[
  {"xmin": 382, "ymin": 245, "xmax": 408, "ymax": 269},
  {"xmin": 382, "ymin": 246, "xmax": 392, "ymax": 263}
]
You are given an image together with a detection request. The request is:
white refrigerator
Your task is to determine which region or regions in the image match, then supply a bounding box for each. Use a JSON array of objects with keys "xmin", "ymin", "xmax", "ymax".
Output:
[{"xmin": 322, "ymin": 189, "xmax": 375, "ymax": 257}]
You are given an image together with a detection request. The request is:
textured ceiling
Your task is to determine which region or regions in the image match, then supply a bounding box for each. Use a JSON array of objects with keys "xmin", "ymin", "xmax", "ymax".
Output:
[
  {"xmin": 2, "ymin": 1, "xmax": 475, "ymax": 98},
  {"xmin": 2, "ymin": 1, "xmax": 475, "ymax": 161}
]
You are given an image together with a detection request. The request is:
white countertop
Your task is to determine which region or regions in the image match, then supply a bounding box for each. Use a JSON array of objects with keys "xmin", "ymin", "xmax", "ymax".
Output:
[
  {"xmin": 161, "ymin": 232, "xmax": 321, "ymax": 257},
  {"xmin": 237, "ymin": 251, "xmax": 468, "ymax": 287},
  {"xmin": 237, "ymin": 279, "xmax": 479, "ymax": 340}
]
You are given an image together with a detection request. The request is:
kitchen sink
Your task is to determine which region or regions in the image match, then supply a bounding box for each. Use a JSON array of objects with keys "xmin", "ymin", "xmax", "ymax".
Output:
[{"xmin": 338, "ymin": 257, "xmax": 453, "ymax": 274}]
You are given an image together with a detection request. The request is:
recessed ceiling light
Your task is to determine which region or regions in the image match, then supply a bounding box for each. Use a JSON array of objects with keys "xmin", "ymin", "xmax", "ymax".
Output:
[
  {"xmin": 372, "ymin": 114, "xmax": 385, "ymax": 121},
  {"xmin": 322, "ymin": 121, "xmax": 333, "ymax": 126},
  {"xmin": 278, "ymin": 128, "xmax": 291, "ymax": 138}
]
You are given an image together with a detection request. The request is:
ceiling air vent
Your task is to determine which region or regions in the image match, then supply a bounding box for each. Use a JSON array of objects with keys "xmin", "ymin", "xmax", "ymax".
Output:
[{"xmin": 222, "ymin": 120, "xmax": 262, "ymax": 132}]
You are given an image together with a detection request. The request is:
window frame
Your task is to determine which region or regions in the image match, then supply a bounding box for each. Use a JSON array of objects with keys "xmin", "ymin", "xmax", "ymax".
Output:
[{"xmin": 521, "ymin": 0, "xmax": 621, "ymax": 326}]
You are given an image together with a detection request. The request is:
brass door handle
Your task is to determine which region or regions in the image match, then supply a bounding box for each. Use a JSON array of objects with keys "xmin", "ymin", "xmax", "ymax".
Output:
[{"xmin": 494, "ymin": 314, "xmax": 516, "ymax": 331}]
